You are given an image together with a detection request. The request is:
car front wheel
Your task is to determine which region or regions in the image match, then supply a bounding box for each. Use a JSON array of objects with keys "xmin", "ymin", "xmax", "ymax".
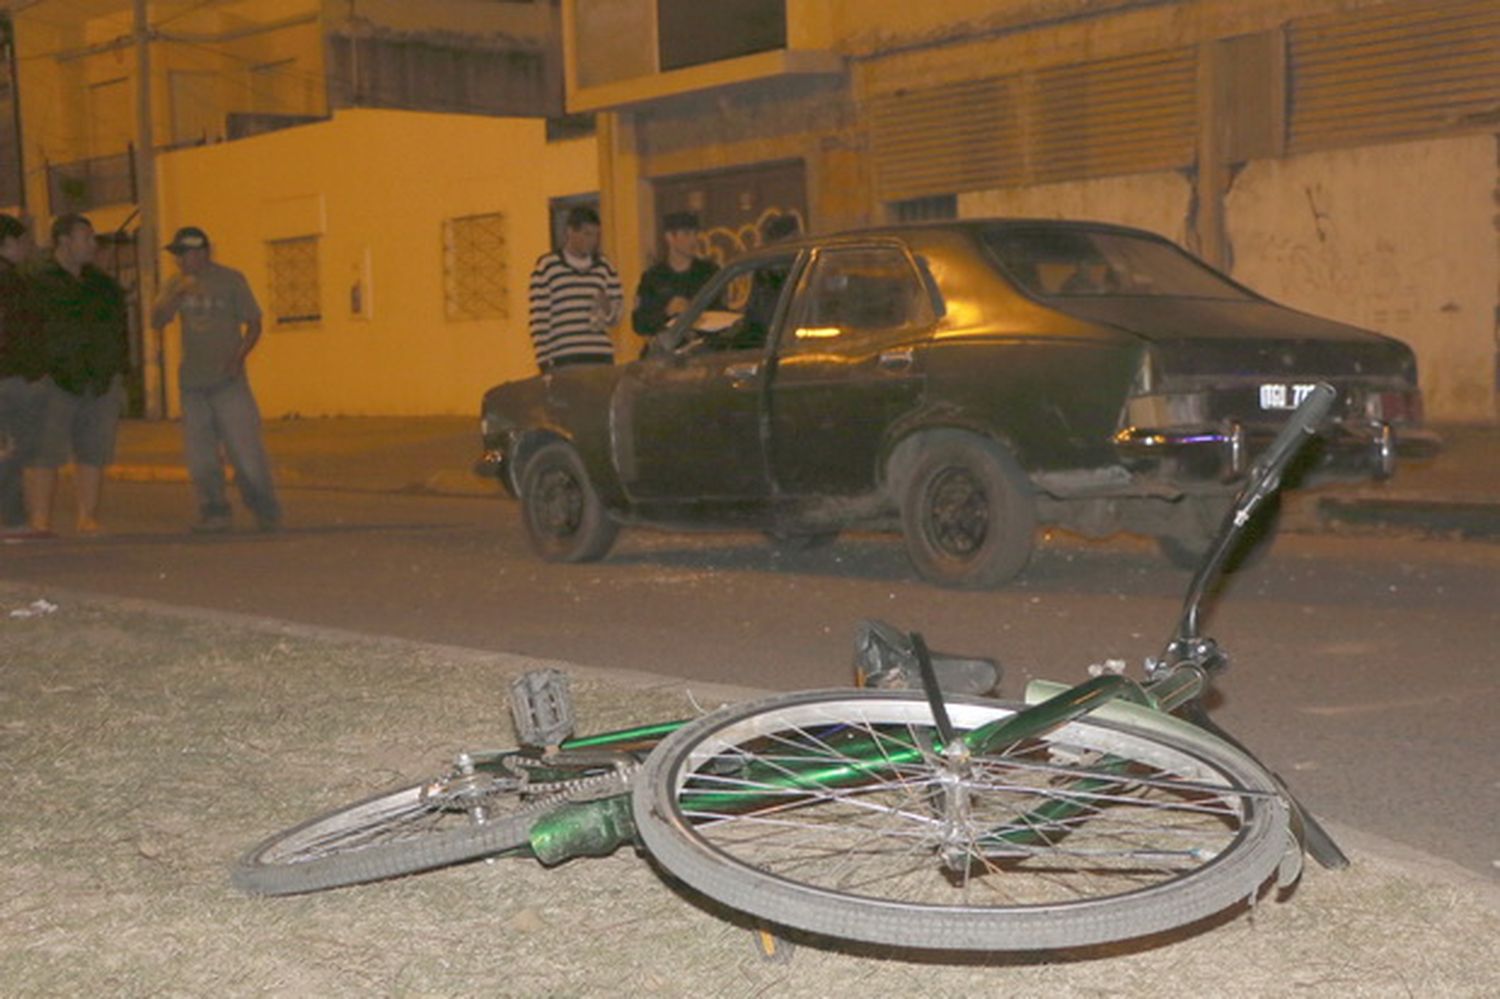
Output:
[
  {"xmin": 518, "ymin": 442, "xmax": 619, "ymax": 563},
  {"xmin": 899, "ymin": 432, "xmax": 1036, "ymax": 589}
]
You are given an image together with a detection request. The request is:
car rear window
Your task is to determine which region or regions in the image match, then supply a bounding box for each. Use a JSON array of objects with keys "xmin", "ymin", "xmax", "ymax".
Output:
[{"xmin": 980, "ymin": 226, "xmax": 1254, "ymax": 301}]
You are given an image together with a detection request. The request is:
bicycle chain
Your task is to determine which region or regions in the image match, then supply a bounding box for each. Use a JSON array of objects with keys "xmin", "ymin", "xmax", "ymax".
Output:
[{"xmin": 518, "ymin": 761, "xmax": 641, "ymax": 803}]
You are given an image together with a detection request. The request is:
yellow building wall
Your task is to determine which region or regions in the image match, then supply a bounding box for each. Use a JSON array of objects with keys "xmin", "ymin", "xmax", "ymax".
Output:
[{"xmin": 154, "ymin": 108, "xmax": 599, "ymax": 416}]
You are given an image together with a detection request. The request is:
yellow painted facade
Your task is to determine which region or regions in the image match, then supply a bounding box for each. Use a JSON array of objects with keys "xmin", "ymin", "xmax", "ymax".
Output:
[
  {"xmin": 12, "ymin": 0, "xmax": 328, "ymax": 231},
  {"xmin": 8, "ymin": 0, "xmax": 583, "ymax": 418},
  {"xmin": 566, "ymin": 0, "xmax": 1500, "ymax": 421},
  {"xmin": 155, "ymin": 107, "xmax": 599, "ymax": 416},
  {"xmin": 5, "ymin": 1, "xmax": 1495, "ymax": 419}
]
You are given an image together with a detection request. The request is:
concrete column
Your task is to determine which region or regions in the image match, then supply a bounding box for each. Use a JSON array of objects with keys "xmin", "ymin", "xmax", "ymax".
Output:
[
  {"xmin": 597, "ymin": 110, "xmax": 649, "ymax": 355},
  {"xmin": 133, "ymin": 0, "xmax": 164, "ymax": 419},
  {"xmin": 1192, "ymin": 40, "xmax": 1230, "ymax": 270}
]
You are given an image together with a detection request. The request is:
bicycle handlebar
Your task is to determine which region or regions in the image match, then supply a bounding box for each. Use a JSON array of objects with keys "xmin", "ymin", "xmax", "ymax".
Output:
[
  {"xmin": 1162, "ymin": 382, "xmax": 1337, "ymax": 666},
  {"xmin": 1242, "ymin": 382, "xmax": 1337, "ymax": 503}
]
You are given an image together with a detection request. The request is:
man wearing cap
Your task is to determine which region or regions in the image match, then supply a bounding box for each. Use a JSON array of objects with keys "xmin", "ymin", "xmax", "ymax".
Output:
[
  {"xmin": 631, "ymin": 211, "xmax": 718, "ymax": 354},
  {"xmin": 24, "ymin": 213, "xmax": 129, "ymax": 536},
  {"xmin": 151, "ymin": 226, "xmax": 281, "ymax": 533}
]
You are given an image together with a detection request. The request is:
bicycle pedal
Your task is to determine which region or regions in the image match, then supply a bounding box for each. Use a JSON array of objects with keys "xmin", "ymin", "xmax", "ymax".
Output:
[{"xmin": 509, "ymin": 668, "xmax": 576, "ymax": 748}]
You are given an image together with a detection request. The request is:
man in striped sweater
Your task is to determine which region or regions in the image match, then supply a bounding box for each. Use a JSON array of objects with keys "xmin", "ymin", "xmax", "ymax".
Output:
[{"xmin": 527, "ymin": 206, "xmax": 623, "ymax": 371}]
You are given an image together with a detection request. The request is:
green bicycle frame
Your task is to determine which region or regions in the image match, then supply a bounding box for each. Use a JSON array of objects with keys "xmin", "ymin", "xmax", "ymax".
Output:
[{"xmin": 522, "ymin": 667, "xmax": 1210, "ymax": 864}]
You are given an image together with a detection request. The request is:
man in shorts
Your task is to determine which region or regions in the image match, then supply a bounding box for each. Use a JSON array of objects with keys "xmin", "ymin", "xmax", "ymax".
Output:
[
  {"xmin": 151, "ymin": 226, "xmax": 281, "ymax": 532},
  {"xmin": 25, "ymin": 213, "xmax": 129, "ymax": 536}
]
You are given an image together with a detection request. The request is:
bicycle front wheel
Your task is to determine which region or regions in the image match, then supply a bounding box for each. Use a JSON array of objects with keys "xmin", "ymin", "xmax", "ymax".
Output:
[
  {"xmin": 234, "ymin": 753, "xmax": 632, "ymax": 896},
  {"xmin": 633, "ymin": 690, "xmax": 1290, "ymax": 952}
]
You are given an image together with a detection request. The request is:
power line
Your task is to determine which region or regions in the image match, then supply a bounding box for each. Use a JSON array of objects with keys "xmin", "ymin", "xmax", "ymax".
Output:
[{"xmin": 152, "ymin": 0, "xmax": 226, "ymax": 31}]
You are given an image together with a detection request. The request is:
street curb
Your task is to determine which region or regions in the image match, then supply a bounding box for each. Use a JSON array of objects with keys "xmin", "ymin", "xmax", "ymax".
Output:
[
  {"xmin": 2, "ymin": 578, "xmax": 1496, "ymax": 907},
  {"xmin": 107, "ymin": 463, "xmax": 490, "ymax": 497},
  {"xmin": 109, "ymin": 464, "xmax": 309, "ymax": 487},
  {"xmin": 1319, "ymin": 496, "xmax": 1500, "ymax": 538},
  {"xmin": 107, "ymin": 460, "xmax": 1500, "ymax": 536}
]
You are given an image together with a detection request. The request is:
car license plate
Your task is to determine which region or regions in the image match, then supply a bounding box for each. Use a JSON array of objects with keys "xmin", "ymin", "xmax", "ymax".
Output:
[{"xmin": 1259, "ymin": 382, "xmax": 1318, "ymax": 411}]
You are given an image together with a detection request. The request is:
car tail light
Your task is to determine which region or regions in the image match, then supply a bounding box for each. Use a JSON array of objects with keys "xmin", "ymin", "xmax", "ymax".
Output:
[{"xmin": 1364, "ymin": 389, "xmax": 1423, "ymax": 425}]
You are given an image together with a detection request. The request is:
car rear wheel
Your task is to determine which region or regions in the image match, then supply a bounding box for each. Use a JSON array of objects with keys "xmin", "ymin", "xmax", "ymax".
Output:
[
  {"xmin": 519, "ymin": 441, "xmax": 619, "ymax": 563},
  {"xmin": 899, "ymin": 432, "xmax": 1036, "ymax": 588}
]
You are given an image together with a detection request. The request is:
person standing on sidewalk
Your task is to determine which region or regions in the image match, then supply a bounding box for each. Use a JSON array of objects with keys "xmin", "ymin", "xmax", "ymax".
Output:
[
  {"xmin": 0, "ymin": 214, "xmax": 49, "ymax": 538},
  {"xmin": 631, "ymin": 211, "xmax": 717, "ymax": 357},
  {"xmin": 150, "ymin": 226, "xmax": 281, "ymax": 533},
  {"xmin": 25, "ymin": 213, "xmax": 129, "ymax": 536},
  {"xmin": 527, "ymin": 205, "xmax": 621, "ymax": 372}
]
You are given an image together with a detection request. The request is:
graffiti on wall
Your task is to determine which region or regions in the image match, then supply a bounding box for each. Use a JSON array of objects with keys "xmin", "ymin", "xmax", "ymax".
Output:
[{"xmin": 696, "ymin": 206, "xmax": 805, "ymax": 268}]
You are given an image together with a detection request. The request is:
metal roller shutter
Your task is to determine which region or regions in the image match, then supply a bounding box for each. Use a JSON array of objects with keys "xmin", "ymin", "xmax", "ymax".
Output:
[
  {"xmin": 869, "ymin": 76, "xmax": 1020, "ymax": 201},
  {"xmin": 1289, "ymin": 0, "xmax": 1500, "ymax": 152},
  {"xmin": 869, "ymin": 46, "xmax": 1196, "ymax": 201},
  {"xmin": 1027, "ymin": 47, "xmax": 1198, "ymax": 185}
]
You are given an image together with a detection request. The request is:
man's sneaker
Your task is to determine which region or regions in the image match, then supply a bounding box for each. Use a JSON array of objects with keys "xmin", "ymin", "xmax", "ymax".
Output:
[{"xmin": 191, "ymin": 515, "xmax": 233, "ymax": 534}]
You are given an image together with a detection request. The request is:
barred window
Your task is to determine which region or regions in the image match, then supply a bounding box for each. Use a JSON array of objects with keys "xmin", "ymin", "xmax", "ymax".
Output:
[
  {"xmin": 443, "ymin": 213, "xmax": 508, "ymax": 321},
  {"xmin": 267, "ymin": 236, "xmax": 321, "ymax": 325}
]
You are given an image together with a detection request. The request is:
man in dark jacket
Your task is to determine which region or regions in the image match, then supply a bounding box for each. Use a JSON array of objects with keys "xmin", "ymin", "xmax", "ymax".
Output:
[
  {"xmin": 631, "ymin": 211, "xmax": 718, "ymax": 355},
  {"xmin": 25, "ymin": 213, "xmax": 129, "ymax": 535},
  {"xmin": 0, "ymin": 214, "xmax": 47, "ymax": 537}
]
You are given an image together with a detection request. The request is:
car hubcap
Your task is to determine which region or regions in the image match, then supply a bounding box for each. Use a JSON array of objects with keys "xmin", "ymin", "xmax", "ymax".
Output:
[
  {"xmin": 927, "ymin": 467, "xmax": 989, "ymax": 557},
  {"xmin": 535, "ymin": 467, "xmax": 584, "ymax": 537}
]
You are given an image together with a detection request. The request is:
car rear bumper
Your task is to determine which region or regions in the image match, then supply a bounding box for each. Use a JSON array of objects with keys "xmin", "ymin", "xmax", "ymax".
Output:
[{"xmin": 1113, "ymin": 421, "xmax": 1442, "ymax": 484}]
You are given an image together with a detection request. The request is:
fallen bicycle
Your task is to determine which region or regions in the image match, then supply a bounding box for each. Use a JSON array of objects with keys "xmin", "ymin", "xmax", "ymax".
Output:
[{"xmin": 235, "ymin": 385, "xmax": 1355, "ymax": 954}]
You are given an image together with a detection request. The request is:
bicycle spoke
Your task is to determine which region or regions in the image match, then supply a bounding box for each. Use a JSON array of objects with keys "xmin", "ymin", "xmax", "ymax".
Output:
[{"xmin": 671, "ymin": 709, "xmax": 1258, "ymax": 909}]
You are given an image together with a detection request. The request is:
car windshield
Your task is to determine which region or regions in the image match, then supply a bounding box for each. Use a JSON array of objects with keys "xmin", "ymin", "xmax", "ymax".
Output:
[{"xmin": 980, "ymin": 225, "xmax": 1255, "ymax": 301}]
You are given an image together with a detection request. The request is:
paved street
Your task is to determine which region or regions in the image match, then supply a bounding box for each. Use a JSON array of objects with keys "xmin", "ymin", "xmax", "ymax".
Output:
[{"xmin": 3, "ymin": 476, "xmax": 1497, "ymax": 882}]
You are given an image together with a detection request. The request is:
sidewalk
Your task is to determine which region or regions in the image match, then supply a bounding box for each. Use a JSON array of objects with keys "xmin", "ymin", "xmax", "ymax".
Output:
[{"xmin": 111, "ymin": 416, "xmax": 1500, "ymax": 538}]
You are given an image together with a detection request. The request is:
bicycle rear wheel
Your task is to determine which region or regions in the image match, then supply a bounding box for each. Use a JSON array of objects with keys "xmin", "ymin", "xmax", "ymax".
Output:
[
  {"xmin": 633, "ymin": 690, "xmax": 1290, "ymax": 952},
  {"xmin": 234, "ymin": 752, "xmax": 631, "ymax": 896}
]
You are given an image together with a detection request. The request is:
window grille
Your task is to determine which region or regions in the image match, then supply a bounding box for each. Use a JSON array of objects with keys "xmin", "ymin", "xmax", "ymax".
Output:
[
  {"xmin": 889, "ymin": 194, "xmax": 957, "ymax": 224},
  {"xmin": 267, "ymin": 236, "xmax": 321, "ymax": 325},
  {"xmin": 443, "ymin": 213, "xmax": 508, "ymax": 321}
]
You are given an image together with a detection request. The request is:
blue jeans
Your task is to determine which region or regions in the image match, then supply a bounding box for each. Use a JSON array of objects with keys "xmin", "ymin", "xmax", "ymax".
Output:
[
  {"xmin": 181, "ymin": 375, "xmax": 281, "ymax": 525},
  {"xmin": 0, "ymin": 376, "xmax": 46, "ymax": 527}
]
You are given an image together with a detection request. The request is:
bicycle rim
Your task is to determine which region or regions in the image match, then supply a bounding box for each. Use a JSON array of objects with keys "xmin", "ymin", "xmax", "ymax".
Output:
[{"xmin": 633, "ymin": 690, "xmax": 1290, "ymax": 952}]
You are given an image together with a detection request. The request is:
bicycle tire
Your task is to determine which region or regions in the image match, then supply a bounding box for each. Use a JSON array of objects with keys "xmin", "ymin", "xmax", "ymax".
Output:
[
  {"xmin": 234, "ymin": 759, "xmax": 632, "ymax": 896},
  {"xmin": 633, "ymin": 689, "xmax": 1290, "ymax": 952}
]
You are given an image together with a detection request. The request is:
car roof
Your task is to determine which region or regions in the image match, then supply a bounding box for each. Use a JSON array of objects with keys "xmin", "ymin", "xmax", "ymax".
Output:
[{"xmin": 743, "ymin": 217, "xmax": 1169, "ymax": 258}]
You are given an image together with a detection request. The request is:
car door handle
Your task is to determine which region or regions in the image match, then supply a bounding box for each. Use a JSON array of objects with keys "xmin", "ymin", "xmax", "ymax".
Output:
[
  {"xmin": 725, "ymin": 362, "xmax": 760, "ymax": 383},
  {"xmin": 878, "ymin": 348, "xmax": 913, "ymax": 371}
]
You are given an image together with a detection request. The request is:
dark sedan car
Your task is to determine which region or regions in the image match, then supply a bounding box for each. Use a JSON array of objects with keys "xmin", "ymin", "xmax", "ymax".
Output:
[{"xmin": 479, "ymin": 219, "xmax": 1436, "ymax": 588}]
